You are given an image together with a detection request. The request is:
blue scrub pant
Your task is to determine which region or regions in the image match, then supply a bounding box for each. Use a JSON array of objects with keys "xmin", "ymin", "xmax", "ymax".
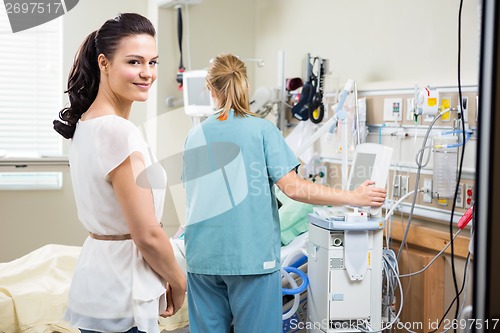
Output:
[{"xmin": 187, "ymin": 271, "xmax": 282, "ymax": 333}]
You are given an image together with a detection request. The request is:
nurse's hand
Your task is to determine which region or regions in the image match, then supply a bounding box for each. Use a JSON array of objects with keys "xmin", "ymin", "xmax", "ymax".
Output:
[{"xmin": 352, "ymin": 180, "xmax": 386, "ymax": 207}]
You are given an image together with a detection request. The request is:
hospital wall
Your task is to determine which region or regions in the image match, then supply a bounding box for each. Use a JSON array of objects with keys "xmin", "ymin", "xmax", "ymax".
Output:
[{"xmin": 252, "ymin": 0, "xmax": 480, "ymax": 89}]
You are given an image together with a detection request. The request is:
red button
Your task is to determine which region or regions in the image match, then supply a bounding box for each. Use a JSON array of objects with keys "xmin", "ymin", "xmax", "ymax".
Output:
[
  {"xmin": 467, "ymin": 189, "xmax": 473, "ymax": 196},
  {"xmin": 467, "ymin": 198, "xmax": 472, "ymax": 205}
]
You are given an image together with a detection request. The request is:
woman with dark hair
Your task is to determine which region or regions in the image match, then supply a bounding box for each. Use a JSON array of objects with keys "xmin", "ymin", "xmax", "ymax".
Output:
[
  {"xmin": 54, "ymin": 13, "xmax": 186, "ymax": 333},
  {"xmin": 183, "ymin": 53, "xmax": 386, "ymax": 332}
]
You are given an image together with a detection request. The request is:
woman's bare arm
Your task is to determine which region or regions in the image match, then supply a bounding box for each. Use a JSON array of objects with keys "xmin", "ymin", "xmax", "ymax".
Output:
[
  {"xmin": 109, "ymin": 152, "xmax": 186, "ymax": 315},
  {"xmin": 275, "ymin": 170, "xmax": 386, "ymax": 207}
]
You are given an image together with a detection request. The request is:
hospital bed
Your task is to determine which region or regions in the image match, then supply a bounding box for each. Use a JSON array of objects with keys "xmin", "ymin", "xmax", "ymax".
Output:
[
  {"xmin": 0, "ymin": 243, "xmax": 189, "ymax": 333},
  {"xmin": 0, "ymin": 231, "xmax": 309, "ymax": 333}
]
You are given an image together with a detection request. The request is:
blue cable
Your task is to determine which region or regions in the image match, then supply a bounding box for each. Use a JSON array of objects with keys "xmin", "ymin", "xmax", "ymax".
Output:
[
  {"xmin": 282, "ymin": 266, "xmax": 309, "ymax": 295},
  {"xmin": 438, "ymin": 129, "xmax": 471, "ymax": 148}
]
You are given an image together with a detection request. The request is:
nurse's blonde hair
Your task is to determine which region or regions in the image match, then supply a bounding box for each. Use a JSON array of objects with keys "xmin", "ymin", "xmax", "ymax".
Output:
[{"xmin": 206, "ymin": 53, "xmax": 256, "ymax": 120}]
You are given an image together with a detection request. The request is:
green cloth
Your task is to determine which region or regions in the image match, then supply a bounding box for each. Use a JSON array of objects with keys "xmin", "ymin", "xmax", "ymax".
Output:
[{"xmin": 276, "ymin": 188, "xmax": 314, "ymax": 246}]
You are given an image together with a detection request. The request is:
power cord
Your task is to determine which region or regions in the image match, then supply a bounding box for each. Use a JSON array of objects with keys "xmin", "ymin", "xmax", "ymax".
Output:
[
  {"xmin": 427, "ymin": 252, "xmax": 471, "ymax": 333},
  {"xmin": 449, "ymin": 0, "xmax": 467, "ymax": 327},
  {"xmin": 399, "ymin": 229, "xmax": 462, "ymax": 278}
]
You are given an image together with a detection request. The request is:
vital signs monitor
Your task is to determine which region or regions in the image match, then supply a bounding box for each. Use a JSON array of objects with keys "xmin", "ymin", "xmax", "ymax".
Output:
[
  {"xmin": 347, "ymin": 143, "xmax": 393, "ymax": 192},
  {"xmin": 182, "ymin": 69, "xmax": 215, "ymax": 117},
  {"xmin": 347, "ymin": 143, "xmax": 393, "ymax": 215}
]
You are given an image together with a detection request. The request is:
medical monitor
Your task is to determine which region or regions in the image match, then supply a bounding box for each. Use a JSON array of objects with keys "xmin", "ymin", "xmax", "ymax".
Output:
[
  {"xmin": 182, "ymin": 70, "xmax": 215, "ymax": 117},
  {"xmin": 346, "ymin": 143, "xmax": 393, "ymax": 214},
  {"xmin": 347, "ymin": 143, "xmax": 393, "ymax": 191}
]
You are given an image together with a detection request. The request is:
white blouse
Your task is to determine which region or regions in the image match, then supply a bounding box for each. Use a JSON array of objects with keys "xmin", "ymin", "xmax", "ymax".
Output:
[{"xmin": 64, "ymin": 115, "xmax": 166, "ymax": 333}]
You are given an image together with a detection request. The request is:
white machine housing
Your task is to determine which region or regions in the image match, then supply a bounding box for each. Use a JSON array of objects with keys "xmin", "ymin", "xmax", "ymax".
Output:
[
  {"xmin": 306, "ymin": 143, "xmax": 392, "ymax": 332},
  {"xmin": 307, "ymin": 218, "xmax": 384, "ymax": 332}
]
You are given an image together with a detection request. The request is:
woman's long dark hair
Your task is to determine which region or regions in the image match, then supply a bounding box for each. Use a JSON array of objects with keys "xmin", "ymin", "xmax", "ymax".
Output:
[{"xmin": 53, "ymin": 13, "xmax": 156, "ymax": 139}]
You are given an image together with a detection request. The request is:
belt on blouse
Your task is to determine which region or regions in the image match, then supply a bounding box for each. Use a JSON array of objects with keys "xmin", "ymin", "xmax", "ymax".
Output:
[
  {"xmin": 88, "ymin": 223, "xmax": 163, "ymax": 241},
  {"xmin": 88, "ymin": 232, "xmax": 132, "ymax": 241}
]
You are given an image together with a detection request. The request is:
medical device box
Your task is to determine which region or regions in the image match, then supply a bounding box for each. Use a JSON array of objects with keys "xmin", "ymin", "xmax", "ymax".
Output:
[{"xmin": 307, "ymin": 213, "xmax": 384, "ymax": 332}]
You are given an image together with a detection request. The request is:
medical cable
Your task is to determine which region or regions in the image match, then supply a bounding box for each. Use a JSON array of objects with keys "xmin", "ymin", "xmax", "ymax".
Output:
[
  {"xmin": 427, "ymin": 252, "xmax": 471, "ymax": 333},
  {"xmin": 281, "ymin": 267, "xmax": 300, "ymax": 320},
  {"xmin": 384, "ymin": 190, "xmax": 422, "ymax": 251},
  {"xmin": 281, "ymin": 247, "xmax": 309, "ymax": 320},
  {"xmin": 281, "ymin": 267, "xmax": 309, "ymax": 295},
  {"xmin": 382, "ymin": 249, "xmax": 399, "ymax": 327},
  {"xmin": 415, "ymin": 144, "xmax": 434, "ymax": 168},
  {"xmin": 384, "ymin": 190, "xmax": 420, "ymax": 223},
  {"xmin": 183, "ymin": 3, "xmax": 192, "ymax": 71},
  {"xmin": 436, "ymin": 129, "xmax": 471, "ymax": 148},
  {"xmin": 414, "ymin": 129, "xmax": 470, "ymax": 170},
  {"xmin": 281, "ymin": 247, "xmax": 308, "ymax": 268},
  {"xmin": 399, "ymin": 229, "xmax": 462, "ymax": 278},
  {"xmin": 393, "ymin": 111, "xmax": 445, "ymax": 328},
  {"xmin": 356, "ymin": 252, "xmax": 404, "ymax": 333},
  {"xmin": 175, "ymin": 6, "xmax": 185, "ymax": 88},
  {"xmin": 450, "ymin": 0, "xmax": 466, "ymax": 324},
  {"xmin": 396, "ymin": 110, "xmax": 446, "ymax": 262},
  {"xmin": 398, "ymin": 254, "xmax": 470, "ymax": 333},
  {"xmin": 385, "ymin": 172, "xmax": 397, "ymax": 250}
]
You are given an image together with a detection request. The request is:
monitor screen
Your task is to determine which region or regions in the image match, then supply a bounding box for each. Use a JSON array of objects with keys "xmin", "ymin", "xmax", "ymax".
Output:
[
  {"xmin": 183, "ymin": 70, "xmax": 215, "ymax": 117},
  {"xmin": 344, "ymin": 143, "xmax": 393, "ymax": 215},
  {"xmin": 348, "ymin": 152, "xmax": 377, "ymax": 191}
]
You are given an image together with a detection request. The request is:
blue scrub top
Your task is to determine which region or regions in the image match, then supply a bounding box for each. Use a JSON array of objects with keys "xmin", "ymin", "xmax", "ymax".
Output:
[{"xmin": 183, "ymin": 110, "xmax": 299, "ymax": 275}]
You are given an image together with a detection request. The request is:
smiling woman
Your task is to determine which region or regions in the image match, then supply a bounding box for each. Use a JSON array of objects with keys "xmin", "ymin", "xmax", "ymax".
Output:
[
  {"xmin": 104, "ymin": 35, "xmax": 159, "ymax": 104},
  {"xmin": 52, "ymin": 12, "xmax": 186, "ymax": 333}
]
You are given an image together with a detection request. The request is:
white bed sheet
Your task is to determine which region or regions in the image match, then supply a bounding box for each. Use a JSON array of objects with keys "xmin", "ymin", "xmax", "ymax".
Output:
[
  {"xmin": 0, "ymin": 244, "xmax": 188, "ymax": 333},
  {"xmin": 0, "ymin": 232, "xmax": 309, "ymax": 333}
]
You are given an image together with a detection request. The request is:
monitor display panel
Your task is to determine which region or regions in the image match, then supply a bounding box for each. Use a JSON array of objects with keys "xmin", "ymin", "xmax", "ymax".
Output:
[
  {"xmin": 183, "ymin": 70, "xmax": 215, "ymax": 117},
  {"xmin": 348, "ymin": 152, "xmax": 377, "ymax": 191},
  {"xmin": 346, "ymin": 143, "xmax": 393, "ymax": 215}
]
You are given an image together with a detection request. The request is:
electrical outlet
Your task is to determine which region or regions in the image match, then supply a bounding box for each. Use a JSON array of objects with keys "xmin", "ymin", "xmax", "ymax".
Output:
[
  {"xmin": 423, "ymin": 179, "xmax": 433, "ymax": 203},
  {"xmin": 465, "ymin": 184, "xmax": 474, "ymax": 208},
  {"xmin": 393, "ymin": 174, "xmax": 401, "ymax": 197},
  {"xmin": 401, "ymin": 175, "xmax": 409, "ymax": 197},
  {"xmin": 455, "ymin": 183, "xmax": 464, "ymax": 208},
  {"xmin": 459, "ymin": 96, "xmax": 469, "ymax": 123}
]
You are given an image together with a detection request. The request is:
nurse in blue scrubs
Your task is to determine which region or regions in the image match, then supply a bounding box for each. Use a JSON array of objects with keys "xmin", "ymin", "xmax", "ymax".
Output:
[{"xmin": 183, "ymin": 53, "xmax": 386, "ymax": 333}]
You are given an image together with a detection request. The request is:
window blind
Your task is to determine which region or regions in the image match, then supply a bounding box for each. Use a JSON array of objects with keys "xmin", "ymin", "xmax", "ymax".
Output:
[{"xmin": 0, "ymin": 10, "xmax": 63, "ymax": 158}]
